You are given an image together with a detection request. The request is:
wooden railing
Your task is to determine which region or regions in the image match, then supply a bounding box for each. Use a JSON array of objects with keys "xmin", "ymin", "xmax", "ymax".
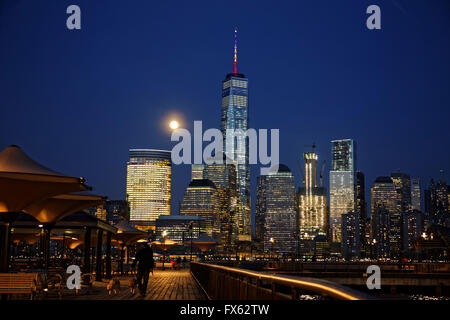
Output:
[{"xmin": 190, "ymin": 262, "xmax": 375, "ymax": 300}]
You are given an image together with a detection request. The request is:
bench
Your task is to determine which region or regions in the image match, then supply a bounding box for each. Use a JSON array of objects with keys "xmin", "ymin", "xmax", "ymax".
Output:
[
  {"xmin": 155, "ymin": 262, "xmax": 181, "ymax": 269},
  {"xmin": 155, "ymin": 262, "xmax": 173, "ymax": 269},
  {"xmin": 0, "ymin": 273, "xmax": 42, "ymax": 300}
]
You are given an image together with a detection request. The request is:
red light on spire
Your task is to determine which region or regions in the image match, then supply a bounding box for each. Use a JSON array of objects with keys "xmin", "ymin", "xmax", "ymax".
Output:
[{"xmin": 234, "ymin": 27, "xmax": 238, "ymax": 75}]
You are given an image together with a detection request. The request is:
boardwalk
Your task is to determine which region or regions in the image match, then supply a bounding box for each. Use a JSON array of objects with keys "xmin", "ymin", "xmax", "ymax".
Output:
[{"xmin": 63, "ymin": 270, "xmax": 206, "ymax": 300}]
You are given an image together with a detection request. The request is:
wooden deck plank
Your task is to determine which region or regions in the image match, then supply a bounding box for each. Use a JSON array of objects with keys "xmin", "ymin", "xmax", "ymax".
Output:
[{"xmin": 63, "ymin": 269, "xmax": 205, "ymax": 300}]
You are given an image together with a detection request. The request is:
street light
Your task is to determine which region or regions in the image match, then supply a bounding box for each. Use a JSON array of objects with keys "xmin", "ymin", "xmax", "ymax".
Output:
[
  {"xmin": 162, "ymin": 230, "xmax": 168, "ymax": 270},
  {"xmin": 372, "ymin": 239, "xmax": 377, "ymax": 260},
  {"xmin": 188, "ymin": 222, "xmax": 193, "ymax": 263}
]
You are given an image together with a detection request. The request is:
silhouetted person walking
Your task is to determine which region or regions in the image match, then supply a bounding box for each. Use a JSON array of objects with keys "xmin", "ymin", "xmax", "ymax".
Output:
[{"xmin": 132, "ymin": 243, "xmax": 154, "ymax": 297}]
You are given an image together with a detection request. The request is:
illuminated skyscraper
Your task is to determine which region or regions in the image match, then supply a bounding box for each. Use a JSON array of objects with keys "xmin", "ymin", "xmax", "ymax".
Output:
[
  {"xmin": 411, "ymin": 178, "xmax": 421, "ymax": 212},
  {"xmin": 180, "ymin": 179, "xmax": 220, "ymax": 238},
  {"xmin": 370, "ymin": 176, "xmax": 402, "ymax": 258},
  {"xmin": 297, "ymin": 152, "xmax": 328, "ymax": 240},
  {"xmin": 126, "ymin": 149, "xmax": 171, "ymax": 230},
  {"xmin": 256, "ymin": 165, "xmax": 297, "ymax": 256},
  {"xmin": 329, "ymin": 139, "xmax": 356, "ymax": 243},
  {"xmin": 221, "ymin": 28, "xmax": 251, "ymax": 241},
  {"xmin": 203, "ymin": 161, "xmax": 239, "ymax": 251}
]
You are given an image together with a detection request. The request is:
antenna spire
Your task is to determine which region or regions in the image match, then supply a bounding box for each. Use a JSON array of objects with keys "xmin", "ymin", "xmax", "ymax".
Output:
[{"xmin": 234, "ymin": 27, "xmax": 238, "ymax": 75}]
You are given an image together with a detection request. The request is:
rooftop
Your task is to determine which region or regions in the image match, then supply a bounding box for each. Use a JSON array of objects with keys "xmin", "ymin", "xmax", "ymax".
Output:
[
  {"xmin": 225, "ymin": 73, "xmax": 246, "ymax": 79},
  {"xmin": 188, "ymin": 179, "xmax": 217, "ymax": 188}
]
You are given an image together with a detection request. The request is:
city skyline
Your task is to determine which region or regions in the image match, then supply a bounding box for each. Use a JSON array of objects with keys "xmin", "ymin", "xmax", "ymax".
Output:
[
  {"xmin": 1, "ymin": 0, "xmax": 449, "ymax": 222},
  {"xmin": 0, "ymin": 1, "xmax": 450, "ymax": 305}
]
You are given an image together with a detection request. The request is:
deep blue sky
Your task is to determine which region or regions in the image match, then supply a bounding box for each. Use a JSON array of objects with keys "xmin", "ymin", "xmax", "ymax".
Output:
[{"xmin": 1, "ymin": 0, "xmax": 449, "ymax": 222}]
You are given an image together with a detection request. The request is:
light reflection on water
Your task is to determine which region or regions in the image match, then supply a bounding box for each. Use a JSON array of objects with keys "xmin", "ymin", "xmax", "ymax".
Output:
[
  {"xmin": 298, "ymin": 293, "xmax": 450, "ymax": 300},
  {"xmin": 298, "ymin": 295, "xmax": 323, "ymax": 300},
  {"xmin": 408, "ymin": 295, "xmax": 449, "ymax": 301}
]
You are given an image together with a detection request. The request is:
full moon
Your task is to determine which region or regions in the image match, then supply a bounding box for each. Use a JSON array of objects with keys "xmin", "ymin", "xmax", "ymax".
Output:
[{"xmin": 169, "ymin": 120, "xmax": 179, "ymax": 130}]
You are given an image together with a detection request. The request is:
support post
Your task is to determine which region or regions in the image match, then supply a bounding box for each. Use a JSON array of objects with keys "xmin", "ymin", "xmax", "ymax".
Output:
[
  {"xmin": 96, "ymin": 229, "xmax": 103, "ymax": 281},
  {"xmin": 0, "ymin": 213, "xmax": 18, "ymax": 273},
  {"xmin": 42, "ymin": 223, "xmax": 55, "ymax": 270},
  {"xmin": 105, "ymin": 231, "xmax": 112, "ymax": 279},
  {"xmin": 120, "ymin": 245, "xmax": 125, "ymax": 276},
  {"xmin": 0, "ymin": 223, "xmax": 11, "ymax": 273},
  {"xmin": 84, "ymin": 227, "xmax": 91, "ymax": 274}
]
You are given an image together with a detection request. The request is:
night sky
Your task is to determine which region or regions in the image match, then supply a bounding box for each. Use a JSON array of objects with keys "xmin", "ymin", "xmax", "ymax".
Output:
[{"xmin": 1, "ymin": 0, "xmax": 449, "ymax": 224}]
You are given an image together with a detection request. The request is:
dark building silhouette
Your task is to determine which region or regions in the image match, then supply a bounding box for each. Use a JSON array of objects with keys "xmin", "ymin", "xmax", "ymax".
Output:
[
  {"xmin": 355, "ymin": 171, "xmax": 368, "ymax": 257},
  {"xmin": 402, "ymin": 210, "xmax": 424, "ymax": 258},
  {"xmin": 342, "ymin": 211, "xmax": 360, "ymax": 259},
  {"xmin": 425, "ymin": 173, "xmax": 449, "ymax": 227},
  {"xmin": 104, "ymin": 200, "xmax": 130, "ymax": 224},
  {"xmin": 371, "ymin": 208, "xmax": 391, "ymax": 258}
]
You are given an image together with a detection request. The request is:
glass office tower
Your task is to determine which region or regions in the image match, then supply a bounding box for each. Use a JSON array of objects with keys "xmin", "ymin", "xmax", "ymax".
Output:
[
  {"xmin": 329, "ymin": 139, "xmax": 356, "ymax": 243},
  {"xmin": 180, "ymin": 179, "xmax": 220, "ymax": 238},
  {"xmin": 203, "ymin": 162, "xmax": 239, "ymax": 251},
  {"xmin": 256, "ymin": 165, "xmax": 297, "ymax": 256},
  {"xmin": 126, "ymin": 149, "xmax": 171, "ymax": 230},
  {"xmin": 221, "ymin": 72, "xmax": 251, "ymax": 240}
]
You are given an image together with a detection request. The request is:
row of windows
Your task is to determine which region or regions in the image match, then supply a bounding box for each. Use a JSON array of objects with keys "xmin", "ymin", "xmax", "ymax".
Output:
[{"xmin": 222, "ymin": 79, "xmax": 248, "ymax": 89}]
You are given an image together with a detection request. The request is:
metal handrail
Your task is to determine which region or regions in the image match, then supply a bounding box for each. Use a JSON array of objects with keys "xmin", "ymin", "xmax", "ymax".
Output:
[{"xmin": 191, "ymin": 262, "xmax": 375, "ymax": 300}]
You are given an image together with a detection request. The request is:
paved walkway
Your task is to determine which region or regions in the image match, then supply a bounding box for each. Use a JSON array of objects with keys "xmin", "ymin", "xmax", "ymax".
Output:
[{"xmin": 64, "ymin": 270, "xmax": 206, "ymax": 300}]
